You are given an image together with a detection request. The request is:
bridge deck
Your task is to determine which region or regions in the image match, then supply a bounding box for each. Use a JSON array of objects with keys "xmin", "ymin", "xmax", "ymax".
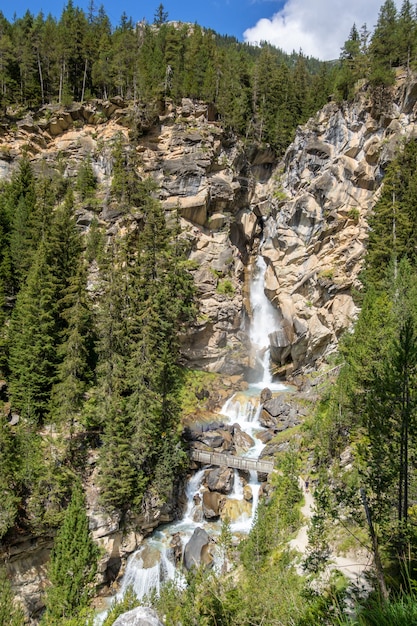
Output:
[{"xmin": 190, "ymin": 449, "xmax": 274, "ymax": 474}]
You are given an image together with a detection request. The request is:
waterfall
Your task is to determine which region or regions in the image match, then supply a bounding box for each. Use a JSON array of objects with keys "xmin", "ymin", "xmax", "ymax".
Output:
[
  {"xmin": 183, "ymin": 469, "xmax": 206, "ymax": 523},
  {"xmin": 95, "ymin": 244, "xmax": 287, "ymax": 624},
  {"xmin": 230, "ymin": 470, "xmax": 244, "ymax": 500},
  {"xmin": 249, "ymin": 252, "xmax": 285, "ymax": 391}
]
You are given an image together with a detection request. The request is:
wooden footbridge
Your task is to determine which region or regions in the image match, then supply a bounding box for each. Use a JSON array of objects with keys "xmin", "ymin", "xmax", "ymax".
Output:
[{"xmin": 190, "ymin": 449, "xmax": 274, "ymax": 474}]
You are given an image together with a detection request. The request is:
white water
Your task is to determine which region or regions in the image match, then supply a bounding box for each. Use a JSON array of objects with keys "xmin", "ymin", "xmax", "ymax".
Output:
[
  {"xmin": 95, "ymin": 242, "xmax": 287, "ymax": 622},
  {"xmin": 249, "ymin": 253, "xmax": 285, "ymax": 391},
  {"xmin": 118, "ymin": 536, "xmax": 177, "ymax": 601}
]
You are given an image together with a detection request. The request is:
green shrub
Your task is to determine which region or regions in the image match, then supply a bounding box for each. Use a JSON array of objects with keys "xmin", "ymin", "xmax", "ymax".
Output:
[{"xmin": 217, "ymin": 279, "xmax": 235, "ymax": 296}]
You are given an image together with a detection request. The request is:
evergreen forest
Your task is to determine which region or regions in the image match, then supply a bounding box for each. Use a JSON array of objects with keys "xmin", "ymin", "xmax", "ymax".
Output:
[{"xmin": 2, "ymin": 0, "xmax": 417, "ymax": 624}]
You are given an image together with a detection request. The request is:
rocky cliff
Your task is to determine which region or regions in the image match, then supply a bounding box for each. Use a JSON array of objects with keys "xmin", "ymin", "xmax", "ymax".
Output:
[
  {"xmin": 3, "ymin": 72, "xmax": 417, "ymax": 617},
  {"xmin": 4, "ymin": 77, "xmax": 415, "ymax": 383},
  {"xmin": 262, "ymin": 70, "xmax": 417, "ymax": 376}
]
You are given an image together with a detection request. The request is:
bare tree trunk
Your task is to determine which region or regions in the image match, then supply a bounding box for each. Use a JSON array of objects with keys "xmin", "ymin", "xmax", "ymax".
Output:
[
  {"xmin": 59, "ymin": 59, "xmax": 65, "ymax": 105},
  {"xmin": 81, "ymin": 58, "xmax": 88, "ymax": 102},
  {"xmin": 37, "ymin": 50, "xmax": 45, "ymax": 105}
]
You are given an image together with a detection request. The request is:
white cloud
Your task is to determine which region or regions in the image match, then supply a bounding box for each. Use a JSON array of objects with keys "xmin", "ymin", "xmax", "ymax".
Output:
[{"xmin": 243, "ymin": 0, "xmax": 401, "ymax": 61}]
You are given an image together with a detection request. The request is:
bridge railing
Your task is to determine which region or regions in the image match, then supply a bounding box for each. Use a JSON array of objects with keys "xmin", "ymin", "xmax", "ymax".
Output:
[{"xmin": 190, "ymin": 449, "xmax": 274, "ymax": 474}]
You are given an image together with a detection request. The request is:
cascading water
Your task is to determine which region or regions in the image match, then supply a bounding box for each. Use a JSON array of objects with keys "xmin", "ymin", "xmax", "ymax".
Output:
[
  {"xmin": 249, "ymin": 251, "xmax": 283, "ymax": 390},
  {"xmin": 95, "ymin": 240, "xmax": 286, "ymax": 623}
]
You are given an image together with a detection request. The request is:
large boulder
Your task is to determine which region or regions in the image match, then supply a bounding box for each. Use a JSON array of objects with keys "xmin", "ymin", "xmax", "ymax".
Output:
[
  {"xmin": 206, "ymin": 467, "xmax": 234, "ymax": 494},
  {"xmin": 183, "ymin": 527, "xmax": 213, "ymax": 570},
  {"xmin": 113, "ymin": 607, "xmax": 163, "ymax": 626},
  {"xmin": 202, "ymin": 491, "xmax": 225, "ymax": 519},
  {"xmin": 232, "ymin": 424, "xmax": 255, "ymax": 454}
]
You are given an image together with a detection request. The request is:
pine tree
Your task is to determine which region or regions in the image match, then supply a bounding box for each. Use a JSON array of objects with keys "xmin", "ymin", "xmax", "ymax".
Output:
[
  {"xmin": 42, "ymin": 482, "xmax": 98, "ymax": 624},
  {"xmin": 366, "ymin": 139, "xmax": 417, "ymax": 285},
  {"xmin": 50, "ymin": 262, "xmax": 96, "ymax": 458},
  {"xmin": 75, "ymin": 156, "xmax": 97, "ymax": 200},
  {"xmin": 398, "ymin": 0, "xmax": 416, "ymax": 69},
  {"xmin": 369, "ymin": 0, "xmax": 398, "ymax": 86},
  {"xmin": 8, "ymin": 242, "xmax": 59, "ymax": 423},
  {"xmin": 7, "ymin": 157, "xmax": 38, "ymax": 289},
  {"xmin": 0, "ymin": 569, "xmax": 25, "ymax": 626},
  {"xmin": 98, "ymin": 397, "xmax": 142, "ymax": 510},
  {"xmin": 357, "ymin": 268, "xmax": 417, "ymax": 554},
  {"xmin": 336, "ymin": 24, "xmax": 362, "ymax": 100},
  {"xmin": 125, "ymin": 184, "xmax": 193, "ymax": 501},
  {"xmin": 154, "ymin": 3, "xmax": 168, "ymax": 26},
  {"xmin": 97, "ymin": 183, "xmax": 194, "ymax": 510}
]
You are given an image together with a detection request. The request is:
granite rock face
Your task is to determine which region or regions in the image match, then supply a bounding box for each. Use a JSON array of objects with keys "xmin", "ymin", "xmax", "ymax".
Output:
[{"xmin": 260, "ymin": 73, "xmax": 417, "ymax": 374}]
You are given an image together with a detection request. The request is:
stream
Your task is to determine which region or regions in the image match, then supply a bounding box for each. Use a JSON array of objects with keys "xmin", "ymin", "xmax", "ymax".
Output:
[{"xmin": 96, "ymin": 245, "xmax": 286, "ymax": 622}]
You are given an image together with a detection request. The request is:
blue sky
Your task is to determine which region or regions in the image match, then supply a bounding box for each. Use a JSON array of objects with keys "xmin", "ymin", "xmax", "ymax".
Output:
[
  {"xmin": 1, "ymin": 0, "xmax": 401, "ymax": 61},
  {"xmin": 2, "ymin": 0, "xmax": 282, "ymax": 37}
]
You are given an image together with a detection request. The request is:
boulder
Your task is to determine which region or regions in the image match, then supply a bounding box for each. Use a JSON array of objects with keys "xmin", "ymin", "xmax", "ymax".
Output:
[
  {"xmin": 243, "ymin": 485, "xmax": 253, "ymax": 502},
  {"xmin": 202, "ymin": 491, "xmax": 225, "ymax": 519},
  {"xmin": 194, "ymin": 267, "xmax": 218, "ymax": 294},
  {"xmin": 170, "ymin": 533, "xmax": 183, "ymax": 565},
  {"xmin": 183, "ymin": 527, "xmax": 213, "ymax": 570},
  {"xmin": 232, "ymin": 424, "xmax": 255, "ymax": 454},
  {"xmin": 256, "ymin": 430, "xmax": 274, "ymax": 444},
  {"xmin": 262, "ymin": 397, "xmax": 291, "ymax": 420},
  {"xmin": 260, "ymin": 387, "xmax": 272, "ymax": 404},
  {"xmin": 403, "ymin": 79, "xmax": 417, "ymax": 113},
  {"xmin": 206, "ymin": 467, "xmax": 234, "ymax": 494},
  {"xmin": 197, "ymin": 431, "xmax": 226, "ymax": 448},
  {"xmin": 113, "ymin": 607, "xmax": 163, "ymax": 626}
]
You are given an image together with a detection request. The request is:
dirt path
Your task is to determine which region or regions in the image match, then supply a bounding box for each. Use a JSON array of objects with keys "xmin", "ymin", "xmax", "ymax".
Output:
[
  {"xmin": 289, "ymin": 478, "xmax": 373, "ymax": 590},
  {"xmin": 288, "ymin": 480, "xmax": 314, "ymax": 555}
]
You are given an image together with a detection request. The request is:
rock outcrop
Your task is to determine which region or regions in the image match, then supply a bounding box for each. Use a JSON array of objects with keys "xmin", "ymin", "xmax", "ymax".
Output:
[
  {"xmin": 261, "ymin": 71, "xmax": 417, "ymax": 374},
  {"xmin": 3, "ymin": 83, "xmax": 417, "ymax": 380},
  {"xmin": 0, "ymin": 535, "xmax": 53, "ymax": 621}
]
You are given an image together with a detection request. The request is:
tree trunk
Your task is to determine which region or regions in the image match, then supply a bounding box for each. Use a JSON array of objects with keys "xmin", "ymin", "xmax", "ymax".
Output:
[
  {"xmin": 37, "ymin": 50, "xmax": 45, "ymax": 105},
  {"xmin": 81, "ymin": 58, "xmax": 88, "ymax": 102},
  {"xmin": 59, "ymin": 59, "xmax": 65, "ymax": 105}
]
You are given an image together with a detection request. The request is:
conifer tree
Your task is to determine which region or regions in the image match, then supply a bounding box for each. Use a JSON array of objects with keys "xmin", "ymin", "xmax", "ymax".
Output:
[
  {"xmin": 42, "ymin": 482, "xmax": 98, "ymax": 624},
  {"xmin": 97, "ymin": 182, "xmax": 194, "ymax": 510},
  {"xmin": 0, "ymin": 569, "xmax": 25, "ymax": 626},
  {"xmin": 337, "ymin": 24, "xmax": 362, "ymax": 100},
  {"xmin": 154, "ymin": 3, "xmax": 168, "ymax": 26},
  {"xmin": 75, "ymin": 156, "xmax": 97, "ymax": 200},
  {"xmin": 8, "ymin": 241, "xmax": 59, "ymax": 423},
  {"xmin": 49, "ymin": 190, "xmax": 82, "ymax": 281},
  {"xmin": 369, "ymin": 0, "xmax": 398, "ymax": 85},
  {"xmin": 398, "ymin": 0, "xmax": 416, "ymax": 69},
  {"xmin": 125, "ymin": 183, "xmax": 193, "ymax": 501},
  {"xmin": 366, "ymin": 139, "xmax": 417, "ymax": 285},
  {"xmin": 7, "ymin": 157, "xmax": 38, "ymax": 289},
  {"xmin": 95, "ymin": 241, "xmax": 135, "ymax": 507},
  {"xmin": 50, "ymin": 262, "xmax": 96, "ymax": 457},
  {"xmin": 355, "ymin": 263, "xmax": 417, "ymax": 553},
  {"xmin": 0, "ymin": 189, "xmax": 12, "ymax": 374}
]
